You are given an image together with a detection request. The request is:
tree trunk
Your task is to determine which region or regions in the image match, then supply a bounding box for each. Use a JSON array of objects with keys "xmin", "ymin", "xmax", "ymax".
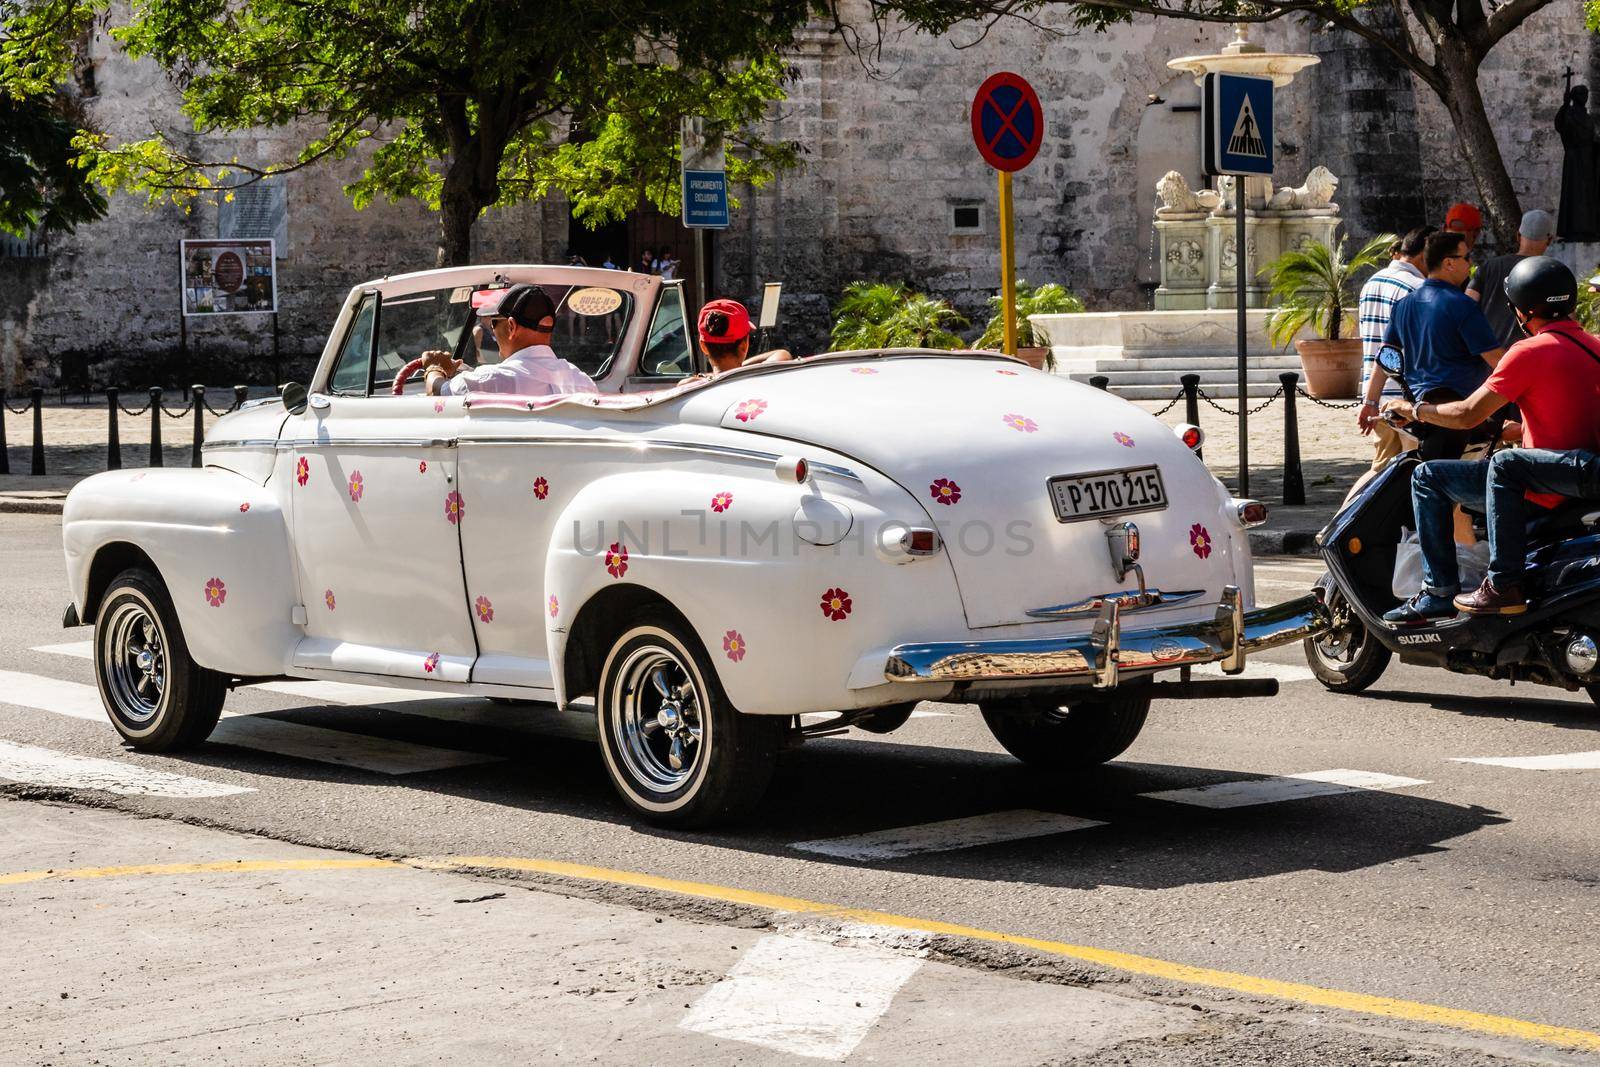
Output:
[
  {"xmin": 436, "ymin": 173, "xmax": 480, "ymax": 269},
  {"xmin": 1433, "ymin": 40, "xmax": 1522, "ymax": 248}
]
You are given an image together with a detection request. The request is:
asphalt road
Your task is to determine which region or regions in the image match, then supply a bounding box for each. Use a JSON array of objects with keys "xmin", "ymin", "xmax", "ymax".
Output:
[{"xmin": 3, "ymin": 511, "xmax": 1598, "ymax": 1065}]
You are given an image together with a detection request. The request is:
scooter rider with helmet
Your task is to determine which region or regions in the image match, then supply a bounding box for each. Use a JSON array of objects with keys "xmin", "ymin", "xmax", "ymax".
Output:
[{"xmin": 1381, "ymin": 257, "xmax": 1600, "ymax": 622}]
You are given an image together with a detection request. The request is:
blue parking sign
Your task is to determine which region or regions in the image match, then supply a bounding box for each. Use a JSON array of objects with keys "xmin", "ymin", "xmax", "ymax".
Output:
[
  {"xmin": 681, "ymin": 169, "xmax": 730, "ymax": 229},
  {"xmin": 1203, "ymin": 73, "xmax": 1274, "ymax": 177}
]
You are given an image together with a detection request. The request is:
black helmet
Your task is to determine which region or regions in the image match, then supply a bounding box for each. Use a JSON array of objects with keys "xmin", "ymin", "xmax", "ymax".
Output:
[{"xmin": 1504, "ymin": 256, "xmax": 1577, "ymax": 318}]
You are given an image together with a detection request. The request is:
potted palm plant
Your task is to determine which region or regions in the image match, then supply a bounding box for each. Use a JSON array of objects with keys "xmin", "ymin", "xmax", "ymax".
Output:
[
  {"xmin": 830, "ymin": 281, "xmax": 970, "ymax": 351},
  {"xmin": 1263, "ymin": 231, "xmax": 1394, "ymax": 398},
  {"xmin": 975, "ymin": 280, "xmax": 1085, "ymax": 370}
]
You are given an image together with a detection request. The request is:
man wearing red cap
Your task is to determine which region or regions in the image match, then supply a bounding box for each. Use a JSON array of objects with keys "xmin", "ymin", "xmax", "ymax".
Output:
[
  {"xmin": 1445, "ymin": 202, "xmax": 1483, "ymax": 255},
  {"xmin": 695, "ymin": 298, "xmax": 792, "ymax": 376}
]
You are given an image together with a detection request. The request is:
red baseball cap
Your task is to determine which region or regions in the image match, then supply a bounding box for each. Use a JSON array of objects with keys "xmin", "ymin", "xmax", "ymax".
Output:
[
  {"xmin": 697, "ymin": 299, "xmax": 752, "ymax": 345},
  {"xmin": 1445, "ymin": 202, "xmax": 1483, "ymax": 231}
]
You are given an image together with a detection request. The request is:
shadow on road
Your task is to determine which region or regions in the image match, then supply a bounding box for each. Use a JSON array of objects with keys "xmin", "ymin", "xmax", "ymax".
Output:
[{"xmin": 1360, "ymin": 687, "xmax": 1600, "ymax": 733}]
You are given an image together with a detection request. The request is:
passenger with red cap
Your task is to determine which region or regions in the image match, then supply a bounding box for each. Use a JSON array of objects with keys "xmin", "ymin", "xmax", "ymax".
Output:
[
  {"xmin": 1445, "ymin": 202, "xmax": 1484, "ymax": 254},
  {"xmin": 695, "ymin": 298, "xmax": 792, "ymax": 377}
]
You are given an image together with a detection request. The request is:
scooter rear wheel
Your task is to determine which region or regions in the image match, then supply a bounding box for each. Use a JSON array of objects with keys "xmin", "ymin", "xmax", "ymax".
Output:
[{"xmin": 1304, "ymin": 581, "xmax": 1391, "ymax": 693}]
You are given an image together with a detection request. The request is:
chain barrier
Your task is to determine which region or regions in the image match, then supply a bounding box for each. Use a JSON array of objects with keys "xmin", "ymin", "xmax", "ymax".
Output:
[
  {"xmin": 1, "ymin": 394, "xmax": 33, "ymax": 416},
  {"xmin": 1149, "ymin": 388, "xmax": 1185, "ymax": 417},
  {"xmin": 1195, "ymin": 384, "xmax": 1285, "ymax": 418},
  {"xmin": 158, "ymin": 399, "xmax": 196, "ymax": 418},
  {"xmin": 1294, "ymin": 385, "xmax": 1362, "ymax": 410},
  {"xmin": 115, "ymin": 396, "xmax": 153, "ymax": 416},
  {"xmin": 202, "ymin": 397, "xmax": 240, "ymax": 417}
]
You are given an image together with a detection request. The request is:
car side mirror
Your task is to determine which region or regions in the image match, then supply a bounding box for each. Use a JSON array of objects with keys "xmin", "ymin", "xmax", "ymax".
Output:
[{"xmin": 280, "ymin": 381, "xmax": 308, "ymax": 415}]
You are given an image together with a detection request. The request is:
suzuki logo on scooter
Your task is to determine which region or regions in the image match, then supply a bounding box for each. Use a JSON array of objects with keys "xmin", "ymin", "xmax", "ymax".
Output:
[{"xmin": 1397, "ymin": 632, "xmax": 1442, "ymax": 645}]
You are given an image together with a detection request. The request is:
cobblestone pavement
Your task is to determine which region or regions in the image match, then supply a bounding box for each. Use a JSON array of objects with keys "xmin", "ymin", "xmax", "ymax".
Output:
[{"xmin": 2, "ymin": 390, "xmax": 1375, "ymax": 544}]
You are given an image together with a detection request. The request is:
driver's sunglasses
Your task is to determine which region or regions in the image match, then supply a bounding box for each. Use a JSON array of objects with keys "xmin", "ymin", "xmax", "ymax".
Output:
[{"xmin": 488, "ymin": 316, "xmax": 508, "ymax": 329}]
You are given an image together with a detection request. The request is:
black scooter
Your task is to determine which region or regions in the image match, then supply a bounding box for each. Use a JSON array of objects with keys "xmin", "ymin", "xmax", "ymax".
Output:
[{"xmin": 1302, "ymin": 349, "xmax": 1600, "ymax": 706}]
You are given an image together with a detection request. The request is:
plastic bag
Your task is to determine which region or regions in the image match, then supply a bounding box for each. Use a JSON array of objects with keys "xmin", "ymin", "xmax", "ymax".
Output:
[{"xmin": 1392, "ymin": 531, "xmax": 1490, "ymax": 597}]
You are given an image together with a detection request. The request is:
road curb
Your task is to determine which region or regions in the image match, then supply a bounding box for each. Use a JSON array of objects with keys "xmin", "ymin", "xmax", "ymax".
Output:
[{"xmin": 0, "ymin": 497, "xmax": 66, "ymax": 516}]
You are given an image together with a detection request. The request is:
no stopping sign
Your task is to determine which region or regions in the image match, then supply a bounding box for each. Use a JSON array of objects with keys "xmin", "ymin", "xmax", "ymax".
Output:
[{"xmin": 971, "ymin": 72, "xmax": 1044, "ymax": 172}]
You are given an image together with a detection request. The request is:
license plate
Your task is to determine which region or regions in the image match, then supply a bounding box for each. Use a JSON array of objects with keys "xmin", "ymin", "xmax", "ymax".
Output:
[{"xmin": 1048, "ymin": 465, "xmax": 1167, "ymax": 522}]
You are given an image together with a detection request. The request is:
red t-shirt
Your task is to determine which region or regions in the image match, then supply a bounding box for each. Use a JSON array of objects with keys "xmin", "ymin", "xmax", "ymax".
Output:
[{"xmin": 1485, "ymin": 319, "xmax": 1600, "ymax": 507}]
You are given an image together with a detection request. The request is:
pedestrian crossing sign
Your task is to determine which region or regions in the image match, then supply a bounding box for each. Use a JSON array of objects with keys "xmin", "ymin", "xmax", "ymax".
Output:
[{"xmin": 1203, "ymin": 72, "xmax": 1274, "ymax": 177}]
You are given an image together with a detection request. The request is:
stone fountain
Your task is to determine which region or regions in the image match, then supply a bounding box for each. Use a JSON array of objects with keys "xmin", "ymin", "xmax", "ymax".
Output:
[{"xmin": 1031, "ymin": 26, "xmax": 1331, "ymax": 398}]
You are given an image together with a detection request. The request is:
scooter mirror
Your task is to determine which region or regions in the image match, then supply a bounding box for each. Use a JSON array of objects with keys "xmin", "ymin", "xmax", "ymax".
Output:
[{"xmin": 1377, "ymin": 345, "xmax": 1403, "ymax": 378}]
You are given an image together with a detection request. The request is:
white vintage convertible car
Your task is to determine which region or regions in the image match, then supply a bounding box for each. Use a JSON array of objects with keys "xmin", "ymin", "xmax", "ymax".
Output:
[{"xmin": 62, "ymin": 264, "xmax": 1327, "ymax": 825}]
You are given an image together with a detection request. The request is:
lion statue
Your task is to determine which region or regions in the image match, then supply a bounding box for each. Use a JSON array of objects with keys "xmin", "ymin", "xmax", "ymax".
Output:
[
  {"xmin": 1155, "ymin": 170, "xmax": 1221, "ymax": 215},
  {"xmin": 1268, "ymin": 166, "xmax": 1340, "ymax": 212}
]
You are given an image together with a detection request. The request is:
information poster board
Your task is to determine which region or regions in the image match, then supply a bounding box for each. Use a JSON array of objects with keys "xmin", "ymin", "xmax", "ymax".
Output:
[{"xmin": 181, "ymin": 239, "xmax": 278, "ymax": 316}]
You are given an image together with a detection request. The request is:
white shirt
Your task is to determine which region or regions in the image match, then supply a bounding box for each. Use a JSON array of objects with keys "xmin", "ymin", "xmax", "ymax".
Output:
[
  {"xmin": 1357, "ymin": 260, "xmax": 1424, "ymax": 399},
  {"xmin": 441, "ymin": 344, "xmax": 598, "ymax": 397}
]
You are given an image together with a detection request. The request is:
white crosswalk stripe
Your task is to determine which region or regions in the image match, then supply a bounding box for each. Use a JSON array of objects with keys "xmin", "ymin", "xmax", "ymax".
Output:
[
  {"xmin": 680, "ymin": 933, "xmax": 922, "ymax": 1060},
  {"xmin": 791, "ymin": 809, "xmax": 1105, "ymax": 860},
  {"xmin": 0, "ymin": 669, "xmax": 501, "ymax": 775},
  {"xmin": 1452, "ymin": 751, "xmax": 1600, "ymax": 770},
  {"xmin": 0, "ymin": 739, "xmax": 251, "ymax": 798},
  {"xmin": 1191, "ymin": 660, "xmax": 1317, "ymax": 685},
  {"xmin": 1140, "ymin": 768, "xmax": 1429, "ymax": 809}
]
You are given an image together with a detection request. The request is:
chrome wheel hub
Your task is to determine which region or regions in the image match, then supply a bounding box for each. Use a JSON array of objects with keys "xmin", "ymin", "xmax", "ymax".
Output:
[
  {"xmin": 104, "ymin": 601, "xmax": 166, "ymax": 724},
  {"xmin": 612, "ymin": 649, "xmax": 705, "ymax": 795}
]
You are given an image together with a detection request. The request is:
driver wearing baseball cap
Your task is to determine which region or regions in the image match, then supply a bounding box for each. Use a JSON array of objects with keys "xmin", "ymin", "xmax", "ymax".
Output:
[{"xmin": 421, "ymin": 283, "xmax": 598, "ymax": 397}]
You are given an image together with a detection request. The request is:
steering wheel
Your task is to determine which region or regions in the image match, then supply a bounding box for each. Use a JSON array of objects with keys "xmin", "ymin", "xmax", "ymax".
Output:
[{"xmin": 392, "ymin": 357, "xmax": 427, "ymax": 395}]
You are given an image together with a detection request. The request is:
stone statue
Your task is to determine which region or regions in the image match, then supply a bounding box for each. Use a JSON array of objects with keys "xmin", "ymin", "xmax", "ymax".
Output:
[
  {"xmin": 1155, "ymin": 170, "xmax": 1220, "ymax": 215},
  {"xmin": 1267, "ymin": 166, "xmax": 1340, "ymax": 213},
  {"xmin": 1555, "ymin": 83, "xmax": 1600, "ymax": 241}
]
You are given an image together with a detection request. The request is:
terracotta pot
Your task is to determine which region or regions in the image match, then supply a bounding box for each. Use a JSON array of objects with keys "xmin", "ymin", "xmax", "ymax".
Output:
[
  {"xmin": 1015, "ymin": 346, "xmax": 1051, "ymax": 371},
  {"xmin": 1294, "ymin": 338, "xmax": 1362, "ymax": 399}
]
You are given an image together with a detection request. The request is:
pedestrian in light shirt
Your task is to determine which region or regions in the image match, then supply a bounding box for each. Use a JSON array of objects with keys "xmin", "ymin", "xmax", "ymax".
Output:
[{"xmin": 1354, "ymin": 226, "xmax": 1429, "ymax": 477}]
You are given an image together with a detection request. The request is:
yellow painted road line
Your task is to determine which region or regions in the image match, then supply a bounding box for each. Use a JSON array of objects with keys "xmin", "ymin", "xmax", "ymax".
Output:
[
  {"xmin": 0, "ymin": 857, "xmax": 402, "ymax": 886},
  {"xmin": 5, "ymin": 851, "xmax": 1599, "ymax": 1054}
]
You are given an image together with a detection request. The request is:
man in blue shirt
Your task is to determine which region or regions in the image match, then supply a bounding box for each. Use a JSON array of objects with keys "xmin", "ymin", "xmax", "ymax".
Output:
[{"xmin": 1376, "ymin": 230, "xmax": 1506, "ymax": 459}]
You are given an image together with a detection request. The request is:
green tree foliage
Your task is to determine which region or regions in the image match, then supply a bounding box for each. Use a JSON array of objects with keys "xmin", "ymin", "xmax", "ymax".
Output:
[
  {"xmin": 1263, "ymin": 230, "xmax": 1394, "ymax": 346},
  {"xmin": 830, "ymin": 280, "xmax": 970, "ymax": 350},
  {"xmin": 975, "ymin": 279, "xmax": 1084, "ymax": 355},
  {"xmin": 6, "ymin": 0, "xmax": 816, "ymax": 265}
]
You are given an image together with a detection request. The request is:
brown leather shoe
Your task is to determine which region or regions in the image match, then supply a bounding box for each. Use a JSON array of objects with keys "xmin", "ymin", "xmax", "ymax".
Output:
[{"xmin": 1453, "ymin": 578, "xmax": 1528, "ymax": 616}]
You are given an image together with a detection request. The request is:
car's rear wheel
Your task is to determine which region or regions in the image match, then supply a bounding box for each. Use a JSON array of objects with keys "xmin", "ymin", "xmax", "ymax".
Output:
[
  {"xmin": 979, "ymin": 687, "xmax": 1151, "ymax": 770},
  {"xmin": 596, "ymin": 612, "xmax": 781, "ymax": 827},
  {"xmin": 1304, "ymin": 581, "xmax": 1390, "ymax": 693},
  {"xmin": 94, "ymin": 568, "xmax": 226, "ymax": 750}
]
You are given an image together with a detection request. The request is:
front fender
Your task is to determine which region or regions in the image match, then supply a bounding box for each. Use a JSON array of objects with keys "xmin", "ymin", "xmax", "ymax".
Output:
[
  {"xmin": 63, "ymin": 468, "xmax": 300, "ymax": 677},
  {"xmin": 545, "ymin": 466, "xmax": 965, "ymax": 715}
]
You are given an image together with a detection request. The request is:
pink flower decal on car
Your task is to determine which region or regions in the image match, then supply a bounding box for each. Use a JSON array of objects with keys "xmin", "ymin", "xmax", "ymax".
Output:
[
  {"xmin": 324, "ymin": 589, "xmax": 336, "ymax": 611},
  {"xmin": 423, "ymin": 652, "xmax": 440, "ymax": 674},
  {"xmin": 203, "ymin": 578, "xmax": 226, "ymax": 607},
  {"xmin": 295, "ymin": 456, "xmax": 309, "ymax": 486},
  {"xmin": 850, "ymin": 367, "xmax": 879, "ymax": 375},
  {"xmin": 605, "ymin": 543, "xmax": 629, "ymax": 579},
  {"xmin": 433, "ymin": 400, "xmax": 445, "ymax": 414},
  {"xmin": 734, "ymin": 399, "xmax": 767, "ymax": 423},
  {"xmin": 1113, "ymin": 431, "xmax": 1135, "ymax": 448},
  {"xmin": 444, "ymin": 490, "xmax": 464, "ymax": 525},
  {"xmin": 929, "ymin": 478, "xmax": 962, "ymax": 506},
  {"xmin": 819, "ymin": 587, "xmax": 853, "ymax": 621},
  {"xmin": 348, "ymin": 470, "xmax": 365, "ymax": 503},
  {"xmin": 239, "ymin": 502, "xmax": 250, "ymax": 513},
  {"xmin": 1003, "ymin": 413, "xmax": 1039, "ymax": 433},
  {"xmin": 723, "ymin": 630, "xmax": 747, "ymax": 662},
  {"xmin": 547, "ymin": 594, "xmax": 559, "ymax": 619},
  {"xmin": 996, "ymin": 369, "xmax": 1020, "ymax": 376},
  {"xmin": 1190, "ymin": 523, "xmax": 1214, "ymax": 560},
  {"xmin": 475, "ymin": 596, "xmax": 494, "ymax": 623},
  {"xmin": 418, "ymin": 460, "xmax": 427, "ymax": 474},
  {"xmin": 710, "ymin": 491, "xmax": 733, "ymax": 513},
  {"xmin": 533, "ymin": 476, "xmax": 549, "ymax": 500}
]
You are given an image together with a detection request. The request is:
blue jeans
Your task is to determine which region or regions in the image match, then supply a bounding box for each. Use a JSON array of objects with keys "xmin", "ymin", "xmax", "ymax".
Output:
[{"xmin": 1411, "ymin": 449, "xmax": 1600, "ymax": 594}]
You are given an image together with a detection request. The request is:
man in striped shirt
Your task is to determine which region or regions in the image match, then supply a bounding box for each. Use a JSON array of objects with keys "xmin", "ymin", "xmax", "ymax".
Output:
[{"xmin": 1355, "ymin": 226, "xmax": 1430, "ymax": 472}]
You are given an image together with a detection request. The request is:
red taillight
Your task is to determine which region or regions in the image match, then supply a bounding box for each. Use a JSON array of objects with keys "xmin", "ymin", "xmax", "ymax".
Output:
[
  {"xmin": 907, "ymin": 529, "xmax": 938, "ymax": 554},
  {"xmin": 775, "ymin": 456, "xmax": 810, "ymax": 484},
  {"xmin": 1181, "ymin": 427, "xmax": 1203, "ymax": 450},
  {"xmin": 1236, "ymin": 500, "xmax": 1269, "ymax": 527},
  {"xmin": 794, "ymin": 458, "xmax": 809, "ymax": 483}
]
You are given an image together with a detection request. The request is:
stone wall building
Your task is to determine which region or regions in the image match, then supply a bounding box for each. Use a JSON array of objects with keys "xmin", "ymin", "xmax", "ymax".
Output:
[{"xmin": 2, "ymin": 2, "xmax": 1591, "ymax": 386}]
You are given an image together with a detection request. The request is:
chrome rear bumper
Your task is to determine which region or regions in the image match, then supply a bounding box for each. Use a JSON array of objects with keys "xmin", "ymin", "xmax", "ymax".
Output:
[{"xmin": 884, "ymin": 588, "xmax": 1328, "ymax": 686}]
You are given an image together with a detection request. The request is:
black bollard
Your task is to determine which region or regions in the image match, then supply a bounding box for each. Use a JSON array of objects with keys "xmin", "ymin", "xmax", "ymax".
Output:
[
  {"xmin": 1089, "ymin": 374, "xmax": 1109, "ymax": 391},
  {"xmin": 30, "ymin": 388, "xmax": 44, "ymax": 475},
  {"xmin": 107, "ymin": 389, "xmax": 121, "ymax": 471},
  {"xmin": 1180, "ymin": 373, "xmax": 1202, "ymax": 460},
  {"xmin": 1280, "ymin": 371, "xmax": 1306, "ymax": 506},
  {"xmin": 149, "ymin": 387, "xmax": 163, "ymax": 467},
  {"xmin": 0, "ymin": 390, "xmax": 9, "ymax": 476},
  {"xmin": 233, "ymin": 385, "xmax": 248, "ymax": 412},
  {"xmin": 191, "ymin": 384, "xmax": 204, "ymax": 468}
]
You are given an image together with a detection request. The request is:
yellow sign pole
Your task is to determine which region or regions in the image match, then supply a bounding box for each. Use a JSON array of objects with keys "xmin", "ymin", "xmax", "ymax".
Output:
[{"xmin": 998, "ymin": 169, "xmax": 1017, "ymax": 356}]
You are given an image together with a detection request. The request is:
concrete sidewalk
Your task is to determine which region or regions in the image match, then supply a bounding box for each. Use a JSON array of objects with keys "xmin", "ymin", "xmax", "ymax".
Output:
[{"xmin": 2, "ymin": 392, "xmax": 1371, "ymax": 553}]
